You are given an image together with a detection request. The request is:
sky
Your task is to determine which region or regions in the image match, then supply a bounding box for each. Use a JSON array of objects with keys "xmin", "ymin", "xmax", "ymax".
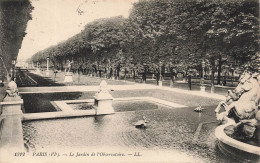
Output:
[{"xmin": 18, "ymin": 0, "xmax": 138, "ymax": 61}]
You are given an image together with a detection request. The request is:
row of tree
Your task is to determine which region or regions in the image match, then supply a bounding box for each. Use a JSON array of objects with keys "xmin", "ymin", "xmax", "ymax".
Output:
[
  {"xmin": 0, "ymin": 0, "xmax": 33, "ymax": 81},
  {"xmin": 30, "ymin": 0, "xmax": 259, "ymax": 84}
]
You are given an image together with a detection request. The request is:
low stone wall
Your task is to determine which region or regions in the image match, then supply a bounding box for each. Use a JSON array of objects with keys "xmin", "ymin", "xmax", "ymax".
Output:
[{"xmin": 0, "ymin": 99, "xmax": 24, "ymax": 152}]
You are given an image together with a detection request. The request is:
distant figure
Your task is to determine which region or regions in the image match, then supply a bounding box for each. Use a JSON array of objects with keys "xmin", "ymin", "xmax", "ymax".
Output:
[{"xmin": 65, "ymin": 60, "xmax": 73, "ymax": 73}]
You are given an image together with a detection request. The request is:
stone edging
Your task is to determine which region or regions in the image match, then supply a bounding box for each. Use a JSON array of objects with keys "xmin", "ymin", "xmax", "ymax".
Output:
[{"xmin": 215, "ymin": 123, "xmax": 260, "ymax": 155}]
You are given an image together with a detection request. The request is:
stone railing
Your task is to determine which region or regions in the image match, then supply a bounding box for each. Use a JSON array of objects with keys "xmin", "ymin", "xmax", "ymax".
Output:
[{"xmin": 0, "ymin": 98, "xmax": 24, "ymax": 152}]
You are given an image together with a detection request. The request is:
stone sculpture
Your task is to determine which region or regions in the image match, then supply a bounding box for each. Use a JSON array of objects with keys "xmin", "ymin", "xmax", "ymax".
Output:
[
  {"xmin": 94, "ymin": 80, "xmax": 114, "ymax": 115},
  {"xmin": 65, "ymin": 60, "xmax": 73, "ymax": 73},
  {"xmin": 215, "ymin": 72, "xmax": 260, "ymax": 140},
  {"xmin": 3, "ymin": 80, "xmax": 21, "ymax": 101},
  {"xmin": 94, "ymin": 80, "xmax": 113, "ymax": 99},
  {"xmin": 64, "ymin": 60, "xmax": 73, "ymax": 82}
]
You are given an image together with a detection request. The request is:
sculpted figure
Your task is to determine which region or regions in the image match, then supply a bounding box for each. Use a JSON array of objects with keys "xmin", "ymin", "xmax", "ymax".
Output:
[
  {"xmin": 215, "ymin": 72, "xmax": 260, "ymax": 139},
  {"xmin": 65, "ymin": 60, "xmax": 73, "ymax": 73},
  {"xmin": 94, "ymin": 80, "xmax": 113, "ymax": 99},
  {"xmin": 5, "ymin": 80, "xmax": 18, "ymax": 97},
  {"xmin": 215, "ymin": 72, "xmax": 259, "ymax": 122},
  {"xmin": 215, "ymin": 72, "xmax": 251, "ymax": 120},
  {"xmin": 3, "ymin": 77, "xmax": 21, "ymax": 102}
]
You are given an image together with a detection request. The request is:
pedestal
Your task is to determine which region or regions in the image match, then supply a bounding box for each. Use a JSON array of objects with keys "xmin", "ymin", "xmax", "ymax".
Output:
[
  {"xmin": 94, "ymin": 98, "xmax": 114, "ymax": 115},
  {"xmin": 46, "ymin": 70, "xmax": 50, "ymax": 76},
  {"xmin": 170, "ymin": 80, "xmax": 173, "ymax": 87},
  {"xmin": 94, "ymin": 80, "xmax": 114, "ymax": 115},
  {"xmin": 0, "ymin": 98, "xmax": 24, "ymax": 152},
  {"xmin": 36, "ymin": 68, "xmax": 41, "ymax": 74},
  {"xmin": 1, "ymin": 96, "xmax": 23, "ymax": 116},
  {"xmin": 200, "ymin": 85, "xmax": 206, "ymax": 92},
  {"xmin": 211, "ymin": 85, "xmax": 215, "ymax": 93},
  {"xmin": 64, "ymin": 72, "xmax": 73, "ymax": 82},
  {"xmin": 159, "ymin": 81, "xmax": 162, "ymax": 87}
]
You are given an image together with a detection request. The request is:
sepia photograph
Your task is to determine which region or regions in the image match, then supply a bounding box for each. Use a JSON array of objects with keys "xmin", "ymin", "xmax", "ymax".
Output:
[{"xmin": 0, "ymin": 0, "xmax": 259, "ymax": 162}]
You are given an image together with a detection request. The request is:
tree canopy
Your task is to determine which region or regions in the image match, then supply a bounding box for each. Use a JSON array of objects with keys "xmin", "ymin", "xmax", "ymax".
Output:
[{"xmin": 30, "ymin": 0, "xmax": 259, "ymax": 77}]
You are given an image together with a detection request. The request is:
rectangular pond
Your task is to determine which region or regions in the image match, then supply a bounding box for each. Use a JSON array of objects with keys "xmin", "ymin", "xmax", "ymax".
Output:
[{"xmin": 22, "ymin": 99, "xmax": 233, "ymax": 163}]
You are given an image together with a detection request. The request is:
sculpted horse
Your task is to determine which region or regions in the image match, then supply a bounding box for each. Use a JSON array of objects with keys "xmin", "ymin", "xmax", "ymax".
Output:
[
  {"xmin": 215, "ymin": 73, "xmax": 260, "ymax": 123},
  {"xmin": 215, "ymin": 72, "xmax": 251, "ymax": 116}
]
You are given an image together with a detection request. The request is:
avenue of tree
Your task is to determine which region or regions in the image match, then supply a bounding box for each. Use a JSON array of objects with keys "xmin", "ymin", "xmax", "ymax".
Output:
[
  {"xmin": 0, "ymin": 0, "xmax": 33, "ymax": 81},
  {"xmin": 30, "ymin": 0, "xmax": 259, "ymax": 84}
]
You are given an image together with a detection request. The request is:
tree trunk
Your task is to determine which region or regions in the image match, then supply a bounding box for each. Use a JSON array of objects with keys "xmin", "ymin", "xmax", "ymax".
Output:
[
  {"xmin": 217, "ymin": 55, "xmax": 222, "ymax": 85},
  {"xmin": 162, "ymin": 65, "xmax": 165, "ymax": 80},
  {"xmin": 143, "ymin": 67, "xmax": 147, "ymax": 83},
  {"xmin": 170, "ymin": 67, "xmax": 174, "ymax": 82},
  {"xmin": 133, "ymin": 69, "xmax": 136, "ymax": 81},
  {"xmin": 116, "ymin": 67, "xmax": 120, "ymax": 80},
  {"xmin": 211, "ymin": 69, "xmax": 215, "ymax": 86},
  {"xmin": 94, "ymin": 67, "xmax": 97, "ymax": 77},
  {"xmin": 110, "ymin": 68, "xmax": 113, "ymax": 79},
  {"xmin": 99, "ymin": 70, "xmax": 102, "ymax": 78},
  {"xmin": 124, "ymin": 67, "xmax": 127, "ymax": 80},
  {"xmin": 156, "ymin": 71, "xmax": 159, "ymax": 85}
]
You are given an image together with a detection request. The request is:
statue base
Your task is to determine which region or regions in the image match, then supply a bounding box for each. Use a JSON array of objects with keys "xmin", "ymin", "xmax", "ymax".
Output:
[
  {"xmin": 210, "ymin": 85, "xmax": 215, "ymax": 93},
  {"xmin": 64, "ymin": 72, "xmax": 73, "ymax": 82},
  {"xmin": 35, "ymin": 68, "xmax": 41, "ymax": 74},
  {"xmin": 94, "ymin": 80, "xmax": 115, "ymax": 115},
  {"xmin": 0, "ymin": 97, "xmax": 24, "ymax": 153},
  {"xmin": 46, "ymin": 70, "xmax": 50, "ymax": 76},
  {"xmin": 200, "ymin": 85, "xmax": 206, "ymax": 92},
  {"xmin": 94, "ymin": 98, "xmax": 114, "ymax": 115},
  {"xmin": 170, "ymin": 80, "xmax": 173, "ymax": 87},
  {"xmin": 1, "ymin": 99, "xmax": 23, "ymax": 118},
  {"xmin": 158, "ymin": 81, "xmax": 162, "ymax": 87}
]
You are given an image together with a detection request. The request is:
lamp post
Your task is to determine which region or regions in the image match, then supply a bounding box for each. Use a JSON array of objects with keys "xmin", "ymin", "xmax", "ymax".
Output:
[
  {"xmin": 200, "ymin": 60, "xmax": 206, "ymax": 92},
  {"xmin": 158, "ymin": 61, "xmax": 163, "ymax": 87},
  {"xmin": 46, "ymin": 56, "xmax": 50, "ymax": 76}
]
